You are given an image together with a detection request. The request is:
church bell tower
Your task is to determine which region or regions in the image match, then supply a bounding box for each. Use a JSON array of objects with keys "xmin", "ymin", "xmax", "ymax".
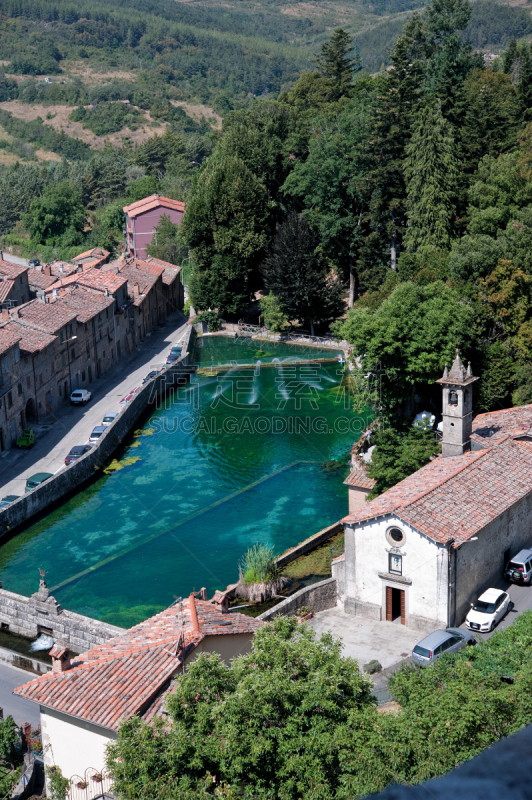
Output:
[{"xmin": 436, "ymin": 351, "xmax": 478, "ymax": 457}]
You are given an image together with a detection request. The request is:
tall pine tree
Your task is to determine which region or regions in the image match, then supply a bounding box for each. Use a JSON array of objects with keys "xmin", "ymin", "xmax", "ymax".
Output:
[
  {"xmin": 404, "ymin": 103, "xmax": 460, "ymax": 251},
  {"xmin": 314, "ymin": 28, "xmax": 361, "ymax": 101}
]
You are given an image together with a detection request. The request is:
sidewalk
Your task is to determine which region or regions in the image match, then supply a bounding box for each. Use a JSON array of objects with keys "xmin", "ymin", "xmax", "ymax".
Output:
[
  {"xmin": 0, "ymin": 312, "xmax": 188, "ymax": 498},
  {"xmin": 307, "ymin": 607, "xmax": 421, "ymax": 670}
]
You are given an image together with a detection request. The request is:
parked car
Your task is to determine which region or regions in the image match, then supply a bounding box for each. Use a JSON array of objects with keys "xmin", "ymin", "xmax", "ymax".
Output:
[
  {"xmin": 504, "ymin": 549, "xmax": 532, "ymax": 584},
  {"xmin": 166, "ymin": 352, "xmax": 180, "ymax": 365},
  {"xmin": 170, "ymin": 345, "xmax": 182, "ymax": 355},
  {"xmin": 64, "ymin": 444, "xmax": 92, "ymax": 465},
  {"xmin": 412, "ymin": 627, "xmax": 477, "ymax": 667},
  {"xmin": 25, "ymin": 472, "xmax": 53, "ymax": 492},
  {"xmin": 142, "ymin": 370, "xmax": 159, "ymax": 384},
  {"xmin": 28, "ymin": 258, "xmax": 40, "ymax": 267},
  {"xmin": 70, "ymin": 389, "xmax": 91, "ymax": 406},
  {"xmin": 0, "ymin": 495, "xmax": 20, "ymax": 510},
  {"xmin": 15, "ymin": 428, "xmax": 35, "ymax": 448},
  {"xmin": 102, "ymin": 412, "xmax": 119, "ymax": 426},
  {"xmin": 465, "ymin": 588, "xmax": 513, "ymax": 633},
  {"xmin": 88, "ymin": 425, "xmax": 106, "ymax": 444}
]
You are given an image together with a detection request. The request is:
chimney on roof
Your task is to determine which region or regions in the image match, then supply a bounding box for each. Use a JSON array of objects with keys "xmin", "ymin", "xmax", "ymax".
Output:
[
  {"xmin": 59, "ymin": 264, "xmax": 63, "ymax": 273},
  {"xmin": 210, "ymin": 590, "xmax": 229, "ymax": 613},
  {"xmin": 104, "ymin": 287, "xmax": 109, "ymax": 297},
  {"xmin": 44, "ymin": 266, "xmax": 51, "ymax": 276},
  {"xmin": 49, "ymin": 645, "xmax": 72, "ymax": 674},
  {"xmin": 1, "ymin": 309, "xmax": 8, "ymax": 321},
  {"xmin": 189, "ymin": 593, "xmax": 200, "ymax": 634},
  {"xmin": 133, "ymin": 283, "xmax": 140, "ymax": 295}
]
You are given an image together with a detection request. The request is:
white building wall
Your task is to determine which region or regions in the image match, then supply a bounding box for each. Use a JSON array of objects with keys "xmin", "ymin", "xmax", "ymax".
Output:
[
  {"xmin": 343, "ymin": 515, "xmax": 449, "ymax": 632},
  {"xmin": 41, "ymin": 706, "xmax": 116, "ymax": 796}
]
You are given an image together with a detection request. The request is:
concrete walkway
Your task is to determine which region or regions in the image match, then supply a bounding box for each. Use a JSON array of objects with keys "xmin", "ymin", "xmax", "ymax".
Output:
[
  {"xmin": 307, "ymin": 607, "xmax": 422, "ymax": 670},
  {"xmin": 0, "ymin": 312, "xmax": 188, "ymax": 498}
]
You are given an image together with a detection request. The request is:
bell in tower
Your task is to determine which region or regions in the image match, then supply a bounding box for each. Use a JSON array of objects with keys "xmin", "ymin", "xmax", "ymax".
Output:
[{"xmin": 436, "ymin": 350, "xmax": 478, "ymax": 457}]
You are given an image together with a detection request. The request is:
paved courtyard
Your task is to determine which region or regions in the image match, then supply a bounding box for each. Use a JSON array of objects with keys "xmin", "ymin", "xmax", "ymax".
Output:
[{"xmin": 307, "ymin": 607, "xmax": 422, "ymax": 670}]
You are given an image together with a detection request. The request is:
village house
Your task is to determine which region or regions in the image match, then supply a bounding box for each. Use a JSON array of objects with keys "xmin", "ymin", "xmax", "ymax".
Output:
[
  {"xmin": 5, "ymin": 301, "xmax": 79, "ymax": 418},
  {"xmin": 335, "ymin": 352, "xmax": 532, "ymax": 632},
  {"xmin": 51, "ymin": 287, "xmax": 117, "ymax": 384},
  {"xmin": 142, "ymin": 255, "xmax": 184, "ymax": 316},
  {"xmin": 28, "ymin": 262, "xmax": 78, "ymax": 300},
  {"xmin": 0, "ymin": 259, "xmax": 30, "ymax": 308},
  {"xmin": 104, "ymin": 257, "xmax": 164, "ymax": 343},
  {"xmin": 71, "ymin": 247, "xmax": 110, "ymax": 271},
  {"xmin": 0, "ymin": 327, "xmax": 24, "ymax": 451},
  {"xmin": 0, "ymin": 318, "xmax": 57, "ymax": 437},
  {"xmin": 123, "ymin": 194, "xmax": 185, "ymax": 259},
  {"xmin": 14, "ymin": 595, "xmax": 262, "ymax": 796}
]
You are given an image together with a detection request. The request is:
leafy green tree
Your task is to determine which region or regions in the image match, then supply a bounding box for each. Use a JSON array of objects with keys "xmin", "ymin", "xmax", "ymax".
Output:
[
  {"xmin": 283, "ymin": 84, "xmax": 376, "ymax": 304},
  {"xmin": 367, "ymin": 424, "xmax": 441, "ymax": 498},
  {"xmin": 182, "ymin": 154, "xmax": 270, "ymax": 315},
  {"xmin": 47, "ymin": 766, "xmax": 70, "ymax": 800},
  {"xmin": 127, "ymin": 174, "xmax": 160, "ymax": 203},
  {"xmin": 260, "ymin": 294, "xmax": 289, "ymax": 332},
  {"xmin": 404, "ymin": 103, "xmax": 460, "ymax": 251},
  {"xmin": 260, "ymin": 213, "xmax": 344, "ymax": 334},
  {"xmin": 107, "ymin": 616, "xmax": 375, "ymax": 800},
  {"xmin": 146, "ymin": 213, "xmax": 187, "ymax": 265},
  {"xmin": 0, "ymin": 716, "xmax": 18, "ymax": 768},
  {"xmin": 25, "ymin": 182, "xmax": 86, "ymax": 245},
  {"xmin": 333, "ymin": 281, "xmax": 477, "ymax": 413},
  {"xmin": 314, "ymin": 28, "xmax": 361, "ymax": 101}
]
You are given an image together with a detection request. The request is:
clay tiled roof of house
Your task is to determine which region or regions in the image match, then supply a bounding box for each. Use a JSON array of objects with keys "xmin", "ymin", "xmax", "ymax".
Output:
[
  {"xmin": 0, "ymin": 259, "xmax": 27, "ymax": 280},
  {"xmin": 28, "ymin": 270, "xmax": 57, "ymax": 291},
  {"xmin": 10, "ymin": 300, "xmax": 77, "ymax": 334},
  {"xmin": 44, "ymin": 274, "xmax": 79, "ymax": 295},
  {"xmin": 0, "ymin": 319, "xmax": 56, "ymax": 354},
  {"xmin": 0, "ymin": 326, "xmax": 21, "ymax": 355},
  {"xmin": 471, "ymin": 404, "xmax": 532, "ymax": 443},
  {"xmin": 52, "ymin": 287, "xmax": 115, "ymax": 324},
  {"xmin": 76, "ymin": 269, "xmax": 127, "ymax": 296},
  {"xmin": 143, "ymin": 256, "xmax": 181, "ymax": 286},
  {"xmin": 123, "ymin": 194, "xmax": 185, "ymax": 219},
  {"xmin": 14, "ymin": 597, "xmax": 262, "ymax": 732},
  {"xmin": 343, "ymin": 438, "xmax": 532, "ymax": 547},
  {"xmin": 114, "ymin": 262, "xmax": 159, "ymax": 305},
  {"xmin": 344, "ymin": 466, "xmax": 376, "ymax": 491},
  {"xmin": 72, "ymin": 248, "xmax": 110, "ymax": 269},
  {"xmin": 0, "ymin": 279, "xmax": 15, "ymax": 303}
]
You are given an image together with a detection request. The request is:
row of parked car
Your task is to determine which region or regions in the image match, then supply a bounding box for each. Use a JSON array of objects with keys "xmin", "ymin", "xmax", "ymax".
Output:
[{"xmin": 411, "ymin": 548, "xmax": 532, "ymax": 667}]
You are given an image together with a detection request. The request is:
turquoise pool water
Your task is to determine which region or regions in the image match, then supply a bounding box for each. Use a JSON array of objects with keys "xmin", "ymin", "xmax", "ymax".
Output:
[{"xmin": 0, "ymin": 338, "xmax": 369, "ymax": 628}]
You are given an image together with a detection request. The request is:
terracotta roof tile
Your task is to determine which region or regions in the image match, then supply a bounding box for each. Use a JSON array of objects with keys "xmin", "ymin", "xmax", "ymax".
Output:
[
  {"xmin": 0, "ymin": 319, "xmax": 56, "ymax": 353},
  {"xmin": 343, "ymin": 438, "xmax": 532, "ymax": 546},
  {"xmin": 344, "ymin": 466, "xmax": 376, "ymax": 490},
  {"xmin": 10, "ymin": 299, "xmax": 77, "ymax": 334},
  {"xmin": 0, "ymin": 279, "xmax": 15, "ymax": 303},
  {"xmin": 123, "ymin": 194, "xmax": 185, "ymax": 219},
  {"xmin": 28, "ymin": 271, "xmax": 57, "ymax": 290},
  {"xmin": 52, "ymin": 287, "xmax": 115, "ymax": 324},
  {"xmin": 472, "ymin": 404, "xmax": 532, "ymax": 442},
  {"xmin": 0, "ymin": 259, "xmax": 27, "ymax": 280},
  {"xmin": 0, "ymin": 326, "xmax": 21, "ymax": 355},
  {"xmin": 14, "ymin": 598, "xmax": 262, "ymax": 731}
]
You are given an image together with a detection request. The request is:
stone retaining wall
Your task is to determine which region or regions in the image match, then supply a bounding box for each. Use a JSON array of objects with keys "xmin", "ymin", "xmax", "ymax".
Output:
[
  {"xmin": 275, "ymin": 522, "xmax": 343, "ymax": 569},
  {"xmin": 257, "ymin": 578, "xmax": 337, "ymax": 620},
  {"xmin": 0, "ymin": 326, "xmax": 195, "ymax": 540},
  {"xmin": 0, "ymin": 583, "xmax": 124, "ymax": 654}
]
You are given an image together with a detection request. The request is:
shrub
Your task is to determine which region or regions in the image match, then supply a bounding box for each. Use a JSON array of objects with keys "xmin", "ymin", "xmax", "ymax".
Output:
[
  {"xmin": 240, "ymin": 543, "xmax": 278, "ymax": 585},
  {"xmin": 47, "ymin": 766, "xmax": 70, "ymax": 800},
  {"xmin": 194, "ymin": 310, "xmax": 221, "ymax": 332}
]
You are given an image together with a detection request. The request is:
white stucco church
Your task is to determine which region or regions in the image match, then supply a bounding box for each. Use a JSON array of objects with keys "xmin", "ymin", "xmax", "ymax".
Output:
[{"xmin": 334, "ymin": 352, "xmax": 532, "ymax": 632}]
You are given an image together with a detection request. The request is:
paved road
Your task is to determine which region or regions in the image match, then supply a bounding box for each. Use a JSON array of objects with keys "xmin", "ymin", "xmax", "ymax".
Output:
[
  {"xmin": 0, "ymin": 252, "xmax": 31, "ymax": 267},
  {"xmin": 0, "ymin": 311, "xmax": 188, "ymax": 498},
  {"xmin": 460, "ymin": 577, "xmax": 532, "ymax": 641},
  {"xmin": 0, "ymin": 662, "xmax": 40, "ymax": 726}
]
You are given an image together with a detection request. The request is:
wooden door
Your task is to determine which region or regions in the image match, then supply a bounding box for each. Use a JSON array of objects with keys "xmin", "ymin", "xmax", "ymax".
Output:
[
  {"xmin": 385, "ymin": 586, "xmax": 393, "ymax": 622},
  {"xmin": 400, "ymin": 589, "xmax": 406, "ymax": 625}
]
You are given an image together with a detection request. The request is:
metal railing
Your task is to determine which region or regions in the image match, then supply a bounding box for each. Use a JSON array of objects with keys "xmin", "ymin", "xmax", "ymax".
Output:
[{"xmin": 68, "ymin": 767, "xmax": 113, "ymax": 799}]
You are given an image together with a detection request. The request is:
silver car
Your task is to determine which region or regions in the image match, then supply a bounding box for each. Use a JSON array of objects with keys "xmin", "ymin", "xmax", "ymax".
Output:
[{"xmin": 412, "ymin": 627, "xmax": 477, "ymax": 667}]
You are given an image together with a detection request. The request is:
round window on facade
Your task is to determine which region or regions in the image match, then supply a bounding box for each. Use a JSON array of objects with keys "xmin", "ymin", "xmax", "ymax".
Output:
[{"xmin": 386, "ymin": 526, "xmax": 405, "ymax": 546}]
